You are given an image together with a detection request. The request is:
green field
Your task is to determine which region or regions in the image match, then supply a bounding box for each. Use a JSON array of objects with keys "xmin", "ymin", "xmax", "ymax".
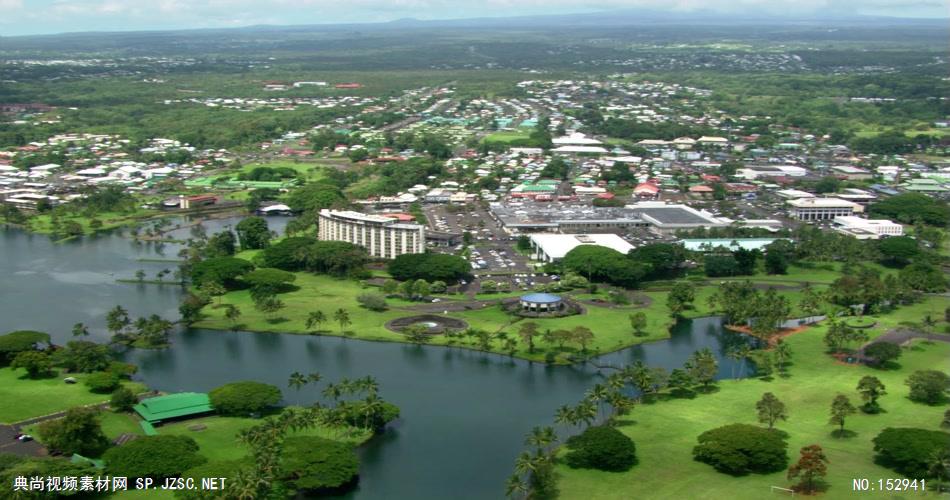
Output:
[
  {"xmin": 555, "ymin": 297, "xmax": 950, "ymax": 500},
  {"xmin": 195, "ymin": 269, "xmax": 826, "ymax": 363},
  {"xmin": 0, "ymin": 368, "xmax": 146, "ymax": 424},
  {"xmin": 483, "ymin": 130, "xmax": 532, "ymax": 144}
]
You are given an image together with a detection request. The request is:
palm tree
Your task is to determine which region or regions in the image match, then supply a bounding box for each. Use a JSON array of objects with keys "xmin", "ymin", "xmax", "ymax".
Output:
[
  {"xmin": 606, "ymin": 391, "xmax": 634, "ymax": 421},
  {"xmin": 554, "ymin": 404, "xmax": 572, "ymax": 432},
  {"xmin": 575, "ymin": 399, "xmax": 598, "ymax": 428},
  {"xmin": 356, "ymin": 375, "xmax": 379, "ymax": 396},
  {"xmin": 288, "ymin": 371, "xmax": 307, "ymax": 405},
  {"xmin": 308, "ymin": 372, "xmax": 323, "ymax": 385},
  {"xmin": 606, "ymin": 372, "xmax": 626, "ymax": 392},
  {"xmin": 726, "ymin": 347, "xmax": 742, "ymax": 379},
  {"xmin": 505, "ymin": 474, "xmax": 528, "ymax": 499},
  {"xmin": 525, "ymin": 426, "xmax": 557, "ymax": 455},
  {"xmin": 71, "ymin": 322, "xmax": 89, "ymax": 337},
  {"xmin": 305, "ymin": 310, "xmax": 326, "ymax": 332},
  {"xmin": 360, "ymin": 393, "xmax": 384, "ymax": 430},
  {"xmin": 333, "ymin": 308, "xmax": 351, "ymax": 334},
  {"xmin": 513, "ymin": 451, "xmax": 539, "ymax": 476},
  {"xmin": 775, "ymin": 341, "xmax": 792, "ymax": 374},
  {"xmin": 322, "ymin": 383, "xmax": 342, "ymax": 404},
  {"xmin": 586, "ymin": 384, "xmax": 610, "ymax": 422}
]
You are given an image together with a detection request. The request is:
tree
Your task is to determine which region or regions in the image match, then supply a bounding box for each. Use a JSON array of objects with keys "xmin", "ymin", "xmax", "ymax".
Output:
[
  {"xmin": 563, "ymin": 245, "xmax": 649, "ymax": 288},
  {"xmin": 787, "ymin": 445, "xmax": 828, "ymax": 494},
  {"xmin": 764, "ymin": 249, "xmax": 788, "ymax": 275},
  {"xmin": 873, "ymin": 427, "xmax": 950, "ymax": 478},
  {"xmin": 71, "ymin": 322, "xmax": 89, "ymax": 338},
  {"xmin": 756, "ymin": 392, "xmax": 788, "ymax": 430},
  {"xmin": 877, "ymin": 236, "xmax": 918, "ymax": 267},
  {"xmin": 0, "ymin": 330, "xmax": 51, "ymax": 364},
  {"xmin": 686, "ymin": 348, "xmax": 718, "ymax": 389},
  {"xmin": 199, "ymin": 280, "xmax": 227, "ymax": 305},
  {"xmin": 628, "ymin": 243, "xmax": 688, "ymax": 280},
  {"xmin": 864, "ymin": 342, "xmax": 901, "ymax": 366},
  {"xmin": 357, "ymin": 292, "xmax": 388, "ymax": 312},
  {"xmin": 856, "ymin": 376, "xmax": 887, "ymax": 413},
  {"xmin": 278, "ymin": 436, "xmax": 359, "ymax": 494},
  {"xmin": 53, "ymin": 340, "xmax": 112, "ymax": 373},
  {"xmin": 285, "ymin": 183, "xmax": 344, "ymax": 213},
  {"xmin": 382, "ymin": 279, "xmax": 398, "ymax": 295},
  {"xmin": 387, "ymin": 253, "xmax": 471, "ymax": 283},
  {"xmin": 11, "ymin": 351, "xmax": 53, "ymax": 378},
  {"xmin": 110, "ymin": 386, "xmax": 138, "ymax": 412},
  {"xmin": 564, "ymin": 426, "xmax": 637, "ymax": 472},
  {"xmin": 572, "ymin": 326, "xmax": 594, "ymax": 353},
  {"xmin": 106, "ymin": 305, "xmax": 130, "ymax": 335},
  {"xmin": 333, "ymin": 308, "xmax": 351, "ymax": 333},
  {"xmin": 288, "ymin": 371, "xmax": 308, "ymax": 406},
  {"xmin": 666, "ymin": 281, "xmax": 695, "ymax": 318},
  {"xmin": 209, "ymin": 381, "xmax": 282, "ymax": 415},
  {"xmin": 84, "ymin": 371, "xmax": 121, "ymax": 393},
  {"xmin": 829, "ymin": 394, "xmax": 856, "ymax": 435},
  {"xmin": 254, "ymin": 294, "xmax": 285, "ymax": 319},
  {"xmin": 305, "ymin": 311, "xmax": 326, "ymax": 332},
  {"xmin": 775, "ymin": 341, "xmax": 792, "ymax": 375},
  {"xmin": 104, "ymin": 435, "xmax": 206, "ymax": 479},
  {"xmin": 629, "ymin": 312, "xmax": 647, "ymax": 337},
  {"xmin": 243, "ymin": 268, "xmax": 297, "ymax": 295},
  {"xmin": 205, "ymin": 229, "xmax": 237, "ymax": 257},
  {"xmin": 798, "ymin": 285, "xmax": 824, "ymax": 316},
  {"xmin": 900, "ymin": 262, "xmax": 948, "ymax": 292},
  {"xmin": 224, "ymin": 304, "xmax": 242, "ymax": 330},
  {"xmin": 135, "ymin": 269, "xmax": 146, "ymax": 282},
  {"xmin": 905, "ymin": 370, "xmax": 950, "ymax": 405},
  {"xmin": 692, "ymin": 423, "xmax": 789, "ymax": 475},
  {"xmin": 235, "ymin": 216, "xmax": 271, "ymax": 250},
  {"xmin": 190, "ymin": 257, "xmax": 254, "ymax": 289},
  {"xmin": 668, "ymin": 368, "xmax": 694, "ymax": 395},
  {"xmin": 870, "ymin": 193, "xmax": 949, "ymax": 226},
  {"xmin": 37, "ymin": 407, "xmax": 109, "ymax": 456},
  {"xmin": 518, "ymin": 322, "xmax": 540, "ymax": 353},
  {"xmin": 413, "ymin": 279, "xmax": 431, "ymax": 299}
]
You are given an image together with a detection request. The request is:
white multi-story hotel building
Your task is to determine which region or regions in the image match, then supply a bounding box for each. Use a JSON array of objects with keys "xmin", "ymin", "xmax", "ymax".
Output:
[
  {"xmin": 786, "ymin": 198, "xmax": 863, "ymax": 221},
  {"xmin": 318, "ymin": 209, "xmax": 425, "ymax": 259}
]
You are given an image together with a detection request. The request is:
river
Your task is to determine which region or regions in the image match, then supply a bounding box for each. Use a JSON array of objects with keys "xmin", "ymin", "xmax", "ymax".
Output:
[{"xmin": 1, "ymin": 220, "xmax": 754, "ymax": 500}]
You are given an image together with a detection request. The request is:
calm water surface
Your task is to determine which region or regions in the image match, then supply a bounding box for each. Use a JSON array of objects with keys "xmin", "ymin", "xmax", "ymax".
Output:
[{"xmin": 2, "ymin": 222, "xmax": 752, "ymax": 500}]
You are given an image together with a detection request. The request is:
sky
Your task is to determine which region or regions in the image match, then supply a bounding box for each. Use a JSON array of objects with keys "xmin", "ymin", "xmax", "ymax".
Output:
[{"xmin": 0, "ymin": 0, "xmax": 947, "ymax": 36}]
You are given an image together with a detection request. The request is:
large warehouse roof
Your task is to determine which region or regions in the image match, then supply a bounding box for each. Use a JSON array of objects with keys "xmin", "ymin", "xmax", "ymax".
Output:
[{"xmin": 530, "ymin": 233, "xmax": 634, "ymax": 261}]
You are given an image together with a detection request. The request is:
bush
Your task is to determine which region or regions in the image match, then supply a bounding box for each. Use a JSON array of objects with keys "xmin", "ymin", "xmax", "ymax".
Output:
[
  {"xmin": 905, "ymin": 370, "xmax": 950, "ymax": 404},
  {"xmin": 388, "ymin": 253, "xmax": 472, "ymax": 283},
  {"xmin": 243, "ymin": 267, "xmax": 297, "ymax": 294},
  {"xmin": 104, "ymin": 435, "xmax": 206, "ymax": 479},
  {"xmin": 209, "ymin": 381, "xmax": 282, "ymax": 415},
  {"xmin": 84, "ymin": 371, "xmax": 121, "ymax": 393},
  {"xmin": 110, "ymin": 386, "xmax": 138, "ymax": 412},
  {"xmin": 692, "ymin": 424, "xmax": 788, "ymax": 475},
  {"xmin": 356, "ymin": 292, "xmax": 388, "ymax": 312},
  {"xmin": 863, "ymin": 342, "xmax": 902, "ymax": 365},
  {"xmin": 10, "ymin": 351, "xmax": 53, "ymax": 378},
  {"xmin": 565, "ymin": 426, "xmax": 637, "ymax": 472},
  {"xmin": 872, "ymin": 427, "xmax": 950, "ymax": 478},
  {"xmin": 279, "ymin": 437, "xmax": 359, "ymax": 494},
  {"xmin": 36, "ymin": 407, "xmax": 109, "ymax": 456}
]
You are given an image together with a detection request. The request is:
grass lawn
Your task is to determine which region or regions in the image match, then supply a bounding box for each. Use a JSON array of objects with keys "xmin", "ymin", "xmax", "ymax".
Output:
[
  {"xmin": 239, "ymin": 160, "xmax": 328, "ymax": 181},
  {"xmin": 0, "ymin": 368, "xmax": 146, "ymax": 424},
  {"xmin": 195, "ymin": 270, "xmax": 824, "ymax": 363},
  {"xmin": 555, "ymin": 305, "xmax": 950, "ymax": 500},
  {"xmin": 15, "ymin": 208, "xmax": 157, "ymax": 236},
  {"xmin": 483, "ymin": 130, "xmax": 531, "ymax": 144}
]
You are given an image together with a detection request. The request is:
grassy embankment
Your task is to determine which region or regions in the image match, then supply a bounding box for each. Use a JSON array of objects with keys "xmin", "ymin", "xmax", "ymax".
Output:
[
  {"xmin": 194, "ymin": 261, "xmax": 861, "ymax": 363},
  {"xmin": 0, "ymin": 368, "xmax": 146, "ymax": 424},
  {"xmin": 555, "ymin": 295, "xmax": 950, "ymax": 500}
]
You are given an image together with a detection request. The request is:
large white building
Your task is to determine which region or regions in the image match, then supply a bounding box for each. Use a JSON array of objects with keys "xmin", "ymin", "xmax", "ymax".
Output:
[
  {"xmin": 833, "ymin": 216, "xmax": 903, "ymax": 240},
  {"xmin": 318, "ymin": 209, "xmax": 425, "ymax": 259},
  {"xmin": 529, "ymin": 233, "xmax": 634, "ymax": 263},
  {"xmin": 786, "ymin": 198, "xmax": 863, "ymax": 221}
]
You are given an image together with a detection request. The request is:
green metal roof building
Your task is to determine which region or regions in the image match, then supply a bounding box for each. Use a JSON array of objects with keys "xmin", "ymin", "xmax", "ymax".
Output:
[{"xmin": 133, "ymin": 393, "xmax": 214, "ymax": 423}]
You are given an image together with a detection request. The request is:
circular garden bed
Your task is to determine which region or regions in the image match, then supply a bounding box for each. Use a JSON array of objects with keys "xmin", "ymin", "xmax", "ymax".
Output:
[{"xmin": 386, "ymin": 315, "xmax": 469, "ymax": 335}]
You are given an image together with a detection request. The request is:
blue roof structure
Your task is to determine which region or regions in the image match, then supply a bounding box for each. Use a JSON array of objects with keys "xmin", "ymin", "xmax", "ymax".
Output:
[{"xmin": 521, "ymin": 293, "xmax": 562, "ymax": 304}]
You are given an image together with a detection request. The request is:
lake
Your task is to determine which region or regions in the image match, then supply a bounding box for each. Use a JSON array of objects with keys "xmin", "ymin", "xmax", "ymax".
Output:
[{"xmin": 2, "ymin": 222, "xmax": 753, "ymax": 500}]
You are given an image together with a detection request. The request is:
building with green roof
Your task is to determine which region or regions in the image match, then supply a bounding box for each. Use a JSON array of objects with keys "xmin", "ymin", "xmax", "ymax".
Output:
[{"xmin": 133, "ymin": 392, "xmax": 213, "ymax": 423}]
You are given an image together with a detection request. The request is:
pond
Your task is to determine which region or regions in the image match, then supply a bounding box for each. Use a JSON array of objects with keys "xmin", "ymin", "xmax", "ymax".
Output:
[{"xmin": 2, "ymin": 223, "xmax": 755, "ymax": 500}]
